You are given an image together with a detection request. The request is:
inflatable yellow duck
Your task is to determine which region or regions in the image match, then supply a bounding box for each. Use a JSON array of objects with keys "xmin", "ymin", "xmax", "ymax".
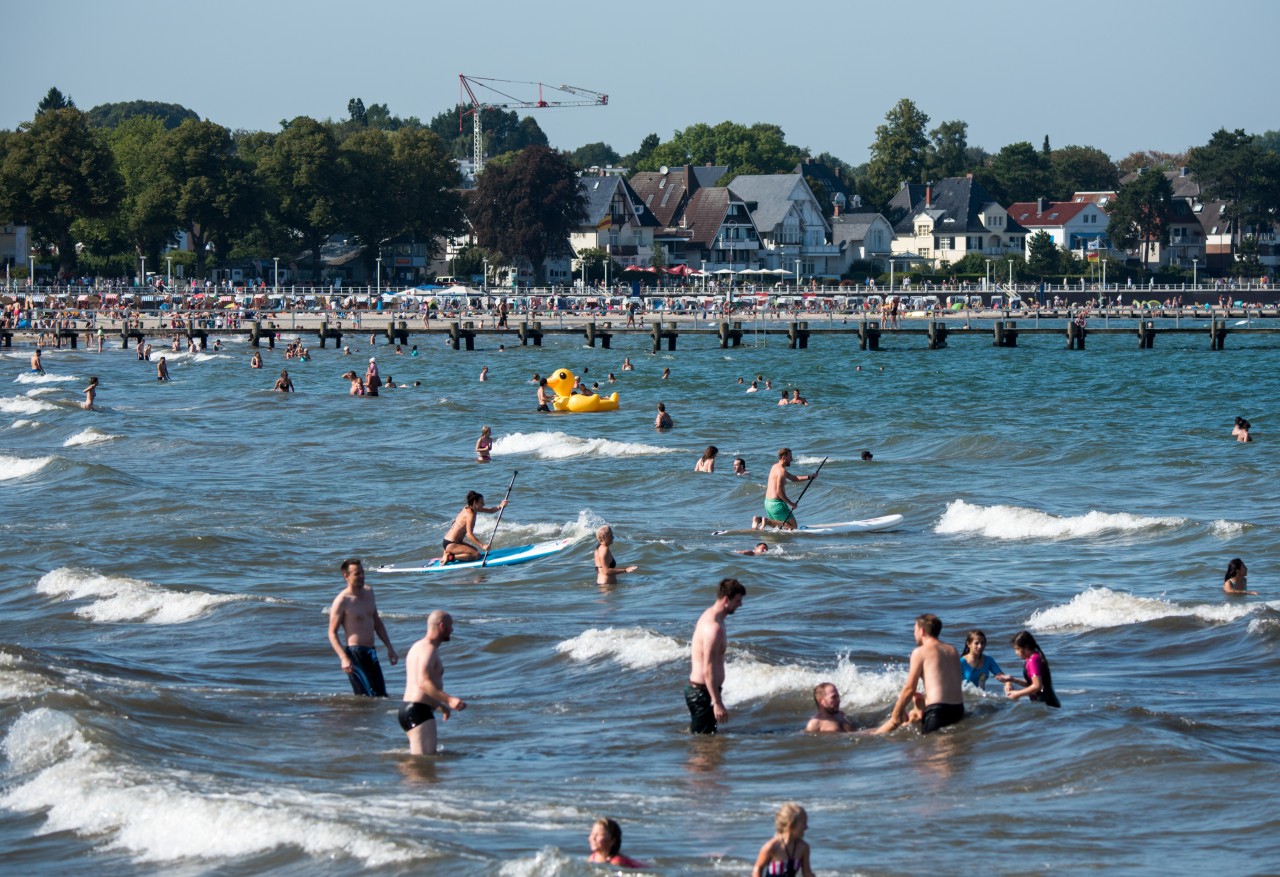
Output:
[{"xmin": 547, "ymin": 367, "xmax": 620, "ymax": 412}]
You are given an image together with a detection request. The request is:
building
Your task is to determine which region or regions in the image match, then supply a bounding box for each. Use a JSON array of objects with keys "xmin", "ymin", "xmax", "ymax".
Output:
[
  {"xmin": 569, "ymin": 174, "xmax": 658, "ymax": 275},
  {"xmin": 1006, "ymin": 198, "xmax": 1110, "ymax": 257},
  {"xmin": 726, "ymin": 173, "xmax": 841, "ymax": 280},
  {"xmin": 888, "ymin": 176, "xmax": 1028, "ymax": 269},
  {"xmin": 829, "ymin": 212, "xmax": 895, "ymax": 274}
]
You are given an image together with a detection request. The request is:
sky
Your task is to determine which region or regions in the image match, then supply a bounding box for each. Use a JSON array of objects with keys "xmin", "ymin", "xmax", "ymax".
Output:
[{"xmin": 7, "ymin": 0, "xmax": 1277, "ymax": 167}]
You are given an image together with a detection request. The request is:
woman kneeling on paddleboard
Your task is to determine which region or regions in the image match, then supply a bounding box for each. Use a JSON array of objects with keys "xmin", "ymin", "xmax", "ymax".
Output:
[{"xmin": 440, "ymin": 491, "xmax": 508, "ymax": 564}]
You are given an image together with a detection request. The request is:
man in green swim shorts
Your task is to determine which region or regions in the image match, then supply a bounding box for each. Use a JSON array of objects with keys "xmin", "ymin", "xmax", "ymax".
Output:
[{"xmin": 753, "ymin": 447, "xmax": 816, "ymax": 530}]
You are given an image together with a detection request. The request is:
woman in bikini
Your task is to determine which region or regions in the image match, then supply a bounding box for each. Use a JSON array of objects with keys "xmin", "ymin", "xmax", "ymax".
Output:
[
  {"xmin": 475, "ymin": 426, "xmax": 493, "ymax": 463},
  {"xmin": 694, "ymin": 446, "xmax": 718, "ymax": 473},
  {"xmin": 440, "ymin": 491, "xmax": 507, "ymax": 564}
]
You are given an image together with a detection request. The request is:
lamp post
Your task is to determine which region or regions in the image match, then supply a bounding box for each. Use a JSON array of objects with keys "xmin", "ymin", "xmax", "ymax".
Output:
[
  {"xmin": 483, "ymin": 257, "xmax": 489, "ymax": 292},
  {"xmin": 375, "ymin": 254, "xmax": 382, "ymax": 297},
  {"xmin": 985, "ymin": 259, "xmax": 992, "ymax": 292},
  {"xmin": 29, "ymin": 252, "xmax": 35, "ymax": 290},
  {"xmin": 1192, "ymin": 258, "xmax": 1199, "ymax": 289},
  {"xmin": 273, "ymin": 257, "xmax": 279, "ymax": 296},
  {"xmin": 140, "ymin": 256, "xmax": 146, "ymax": 289},
  {"xmin": 795, "ymin": 258, "xmax": 801, "ymax": 292},
  {"xmin": 888, "ymin": 259, "xmax": 895, "ymax": 292},
  {"xmin": 166, "ymin": 256, "xmax": 172, "ymax": 292}
]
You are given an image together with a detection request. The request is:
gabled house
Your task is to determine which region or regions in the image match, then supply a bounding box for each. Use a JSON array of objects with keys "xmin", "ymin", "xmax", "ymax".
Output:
[
  {"xmin": 569, "ymin": 174, "xmax": 659, "ymax": 273},
  {"xmin": 890, "ymin": 175, "xmax": 1028, "ymax": 269},
  {"xmin": 1007, "ymin": 198, "xmax": 1110, "ymax": 257},
  {"xmin": 726, "ymin": 173, "xmax": 841, "ymax": 280},
  {"xmin": 830, "ymin": 212, "xmax": 895, "ymax": 274},
  {"xmin": 628, "ymin": 164, "xmax": 729, "ymax": 269},
  {"xmin": 680, "ymin": 187, "xmax": 762, "ymax": 273}
]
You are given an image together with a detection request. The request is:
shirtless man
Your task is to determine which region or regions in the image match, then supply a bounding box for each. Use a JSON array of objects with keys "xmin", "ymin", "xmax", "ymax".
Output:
[
  {"xmin": 441, "ymin": 490, "xmax": 508, "ymax": 563},
  {"xmin": 327, "ymin": 558, "xmax": 398, "ymax": 697},
  {"xmin": 156, "ymin": 357, "xmax": 170, "ymax": 381},
  {"xmin": 399, "ymin": 610, "xmax": 466, "ymax": 755},
  {"xmin": 594, "ymin": 525, "xmax": 637, "ymax": 585},
  {"xmin": 873, "ymin": 613, "xmax": 965, "ymax": 735},
  {"xmin": 536, "ymin": 378, "xmax": 552, "ymax": 413},
  {"xmin": 685, "ymin": 577, "xmax": 746, "ymax": 734},
  {"xmin": 736, "ymin": 542, "xmax": 769, "ymax": 556},
  {"xmin": 805, "ymin": 682, "xmax": 857, "ymax": 733},
  {"xmin": 754, "ymin": 448, "xmax": 815, "ymax": 530},
  {"xmin": 30, "ymin": 348, "xmax": 44, "ymax": 375}
]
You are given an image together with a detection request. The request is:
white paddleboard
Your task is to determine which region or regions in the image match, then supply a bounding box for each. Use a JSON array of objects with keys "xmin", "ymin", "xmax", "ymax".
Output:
[
  {"xmin": 712, "ymin": 514, "xmax": 903, "ymax": 537},
  {"xmin": 375, "ymin": 537, "xmax": 576, "ymax": 573}
]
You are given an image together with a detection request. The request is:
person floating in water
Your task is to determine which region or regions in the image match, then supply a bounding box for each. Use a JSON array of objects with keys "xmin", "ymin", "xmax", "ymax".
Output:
[{"xmin": 1232, "ymin": 416, "xmax": 1252, "ymax": 442}]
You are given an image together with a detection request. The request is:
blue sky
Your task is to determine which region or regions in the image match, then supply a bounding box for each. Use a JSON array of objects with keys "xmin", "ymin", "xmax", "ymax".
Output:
[{"xmin": 8, "ymin": 0, "xmax": 1276, "ymax": 166}]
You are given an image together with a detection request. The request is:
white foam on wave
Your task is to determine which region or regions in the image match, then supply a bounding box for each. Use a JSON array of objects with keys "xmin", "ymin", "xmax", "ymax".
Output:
[
  {"xmin": 476, "ymin": 509, "xmax": 604, "ymax": 545},
  {"xmin": 25, "ymin": 386, "xmax": 60, "ymax": 396},
  {"xmin": 1210, "ymin": 519, "xmax": 1246, "ymax": 538},
  {"xmin": 193, "ymin": 353, "xmax": 229, "ymax": 362},
  {"xmin": 0, "ymin": 395, "xmax": 58, "ymax": 415},
  {"xmin": 9, "ymin": 419, "xmax": 39, "ymax": 429},
  {"xmin": 493, "ymin": 430, "xmax": 679, "ymax": 460},
  {"xmin": 936, "ymin": 499, "xmax": 1185, "ymax": 540},
  {"xmin": 500, "ymin": 847, "xmax": 590, "ymax": 877},
  {"xmin": 36, "ymin": 567, "xmax": 247, "ymax": 624},
  {"xmin": 0, "ymin": 708, "xmax": 422, "ymax": 865},
  {"xmin": 15, "ymin": 372, "xmax": 77, "ymax": 384},
  {"xmin": 0, "ymin": 653, "xmax": 56, "ymax": 702},
  {"xmin": 63, "ymin": 428, "xmax": 121, "ymax": 447},
  {"xmin": 556, "ymin": 627, "xmax": 687, "ymax": 669},
  {"xmin": 723, "ymin": 653, "xmax": 902, "ymax": 709},
  {"xmin": 1027, "ymin": 586, "xmax": 1268, "ymax": 632},
  {"xmin": 0, "ymin": 454, "xmax": 54, "ymax": 480}
]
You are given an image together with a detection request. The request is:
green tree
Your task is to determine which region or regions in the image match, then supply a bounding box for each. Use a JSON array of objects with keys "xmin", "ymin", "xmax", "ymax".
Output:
[
  {"xmin": 253, "ymin": 117, "xmax": 343, "ymax": 279},
  {"xmin": 622, "ymin": 133, "xmax": 660, "ymax": 169},
  {"xmin": 640, "ymin": 122, "xmax": 805, "ymax": 177},
  {"xmin": 467, "ymin": 145, "xmax": 587, "ymax": 284},
  {"xmin": 1026, "ymin": 230, "xmax": 1061, "ymax": 275},
  {"xmin": 0, "ymin": 107, "xmax": 121, "ymax": 276},
  {"xmin": 428, "ymin": 105, "xmax": 548, "ymax": 161},
  {"xmin": 1050, "ymin": 145, "xmax": 1118, "ymax": 199},
  {"xmin": 36, "ymin": 86, "xmax": 75, "ymax": 115},
  {"xmin": 85, "ymin": 116, "xmax": 176, "ymax": 272},
  {"xmin": 925, "ymin": 120, "xmax": 969, "ymax": 181},
  {"xmin": 978, "ymin": 141, "xmax": 1053, "ymax": 205},
  {"xmin": 1115, "ymin": 149, "xmax": 1183, "ymax": 176},
  {"xmin": 569, "ymin": 142, "xmax": 621, "ymax": 171},
  {"xmin": 86, "ymin": 100, "xmax": 199, "ymax": 130},
  {"xmin": 1187, "ymin": 128, "xmax": 1280, "ymax": 257},
  {"xmin": 865, "ymin": 98, "xmax": 930, "ymax": 209},
  {"xmin": 1107, "ymin": 168, "xmax": 1175, "ymax": 268},
  {"xmin": 347, "ymin": 98, "xmax": 367, "ymax": 127}
]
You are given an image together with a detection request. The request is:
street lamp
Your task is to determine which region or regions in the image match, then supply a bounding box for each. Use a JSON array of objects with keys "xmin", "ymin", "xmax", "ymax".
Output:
[
  {"xmin": 795, "ymin": 258, "xmax": 801, "ymax": 291},
  {"xmin": 375, "ymin": 254, "xmax": 382, "ymax": 297},
  {"xmin": 29, "ymin": 252, "xmax": 35, "ymax": 290},
  {"xmin": 166, "ymin": 256, "xmax": 172, "ymax": 292},
  {"xmin": 1192, "ymin": 258, "xmax": 1199, "ymax": 288},
  {"xmin": 483, "ymin": 258, "xmax": 489, "ymax": 291},
  {"xmin": 985, "ymin": 259, "xmax": 993, "ymax": 291},
  {"xmin": 141, "ymin": 256, "xmax": 146, "ymax": 288},
  {"xmin": 273, "ymin": 257, "xmax": 279, "ymax": 296}
]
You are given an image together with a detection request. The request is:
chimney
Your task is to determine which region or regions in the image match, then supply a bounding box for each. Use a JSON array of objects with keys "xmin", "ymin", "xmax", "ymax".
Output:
[
  {"xmin": 1037, "ymin": 197, "xmax": 1047, "ymax": 214},
  {"xmin": 1180, "ymin": 166, "xmax": 1190, "ymax": 177},
  {"xmin": 925, "ymin": 185, "xmax": 931, "ymax": 208}
]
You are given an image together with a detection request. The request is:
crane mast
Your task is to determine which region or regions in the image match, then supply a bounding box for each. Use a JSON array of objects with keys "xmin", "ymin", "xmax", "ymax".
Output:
[{"xmin": 459, "ymin": 75, "xmax": 608, "ymax": 175}]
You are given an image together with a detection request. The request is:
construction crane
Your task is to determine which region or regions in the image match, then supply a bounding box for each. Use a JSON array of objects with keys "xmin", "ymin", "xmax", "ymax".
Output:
[{"xmin": 459, "ymin": 75, "xmax": 608, "ymax": 175}]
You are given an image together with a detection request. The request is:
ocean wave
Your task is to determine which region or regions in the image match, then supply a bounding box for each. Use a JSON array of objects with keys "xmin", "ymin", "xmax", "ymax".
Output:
[
  {"xmin": 1027, "ymin": 586, "xmax": 1265, "ymax": 631},
  {"xmin": 1209, "ymin": 519, "xmax": 1247, "ymax": 538},
  {"xmin": 474, "ymin": 509, "xmax": 604, "ymax": 546},
  {"xmin": 492, "ymin": 430, "xmax": 679, "ymax": 460},
  {"xmin": 14, "ymin": 372, "xmax": 77, "ymax": 385},
  {"xmin": 0, "ymin": 708, "xmax": 422, "ymax": 866},
  {"xmin": 723, "ymin": 654, "xmax": 903, "ymax": 709},
  {"xmin": 36, "ymin": 567, "xmax": 247, "ymax": 624},
  {"xmin": 499, "ymin": 847, "xmax": 591, "ymax": 877},
  {"xmin": 556, "ymin": 627, "xmax": 687, "ymax": 669},
  {"xmin": 936, "ymin": 499, "xmax": 1185, "ymax": 540},
  {"xmin": 9, "ymin": 419, "xmax": 40, "ymax": 429},
  {"xmin": 0, "ymin": 653, "xmax": 57, "ymax": 702},
  {"xmin": 0, "ymin": 395, "xmax": 58, "ymax": 415},
  {"xmin": 0, "ymin": 454, "xmax": 54, "ymax": 480},
  {"xmin": 63, "ymin": 428, "xmax": 121, "ymax": 447}
]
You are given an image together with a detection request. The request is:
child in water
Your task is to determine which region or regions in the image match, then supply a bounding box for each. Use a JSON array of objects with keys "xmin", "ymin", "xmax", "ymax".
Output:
[
  {"xmin": 1004, "ymin": 631, "xmax": 1061, "ymax": 708},
  {"xmin": 959, "ymin": 629, "xmax": 1007, "ymax": 690},
  {"xmin": 752, "ymin": 802, "xmax": 815, "ymax": 877},
  {"xmin": 1223, "ymin": 558, "xmax": 1257, "ymax": 595},
  {"xmin": 475, "ymin": 426, "xmax": 492, "ymax": 463},
  {"xmin": 587, "ymin": 817, "xmax": 647, "ymax": 869}
]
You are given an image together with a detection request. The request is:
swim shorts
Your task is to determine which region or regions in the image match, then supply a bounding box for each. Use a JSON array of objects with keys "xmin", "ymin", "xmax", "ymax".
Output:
[
  {"xmin": 343, "ymin": 645, "xmax": 387, "ymax": 698},
  {"xmin": 921, "ymin": 702, "xmax": 964, "ymax": 734},
  {"xmin": 684, "ymin": 682, "xmax": 717, "ymax": 735},
  {"xmin": 537, "ymin": 403, "xmax": 551, "ymax": 412},
  {"xmin": 764, "ymin": 498, "xmax": 795, "ymax": 525},
  {"xmin": 398, "ymin": 701, "xmax": 435, "ymax": 731}
]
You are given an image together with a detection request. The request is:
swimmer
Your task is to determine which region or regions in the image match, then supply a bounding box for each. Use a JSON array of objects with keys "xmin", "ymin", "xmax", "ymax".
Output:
[
  {"xmin": 804, "ymin": 683, "xmax": 857, "ymax": 733},
  {"xmin": 778, "ymin": 390, "xmax": 789, "ymax": 406},
  {"xmin": 536, "ymin": 378, "xmax": 552, "ymax": 413},
  {"xmin": 411, "ymin": 345, "xmax": 418, "ymax": 356},
  {"xmin": 654, "ymin": 402, "xmax": 672, "ymax": 430},
  {"xmin": 588, "ymin": 817, "xmax": 648, "ymax": 870},
  {"xmin": 1223, "ymin": 557, "xmax": 1257, "ymax": 595},
  {"xmin": 213, "ymin": 339, "xmax": 222, "ymax": 351},
  {"xmin": 959, "ymin": 629, "xmax": 1006, "ymax": 690},
  {"xmin": 250, "ymin": 350, "xmax": 262, "ymax": 369},
  {"xmin": 732, "ymin": 457, "xmax": 748, "ymax": 476},
  {"xmin": 30, "ymin": 349, "xmax": 45, "ymax": 375},
  {"xmin": 440, "ymin": 490, "xmax": 508, "ymax": 563},
  {"xmin": 747, "ymin": 379, "xmax": 759, "ymax": 393},
  {"xmin": 790, "ymin": 388, "xmax": 808, "ymax": 405},
  {"xmin": 399, "ymin": 610, "xmax": 465, "ymax": 755},
  {"xmin": 661, "ymin": 367, "xmax": 670, "ymax": 380},
  {"xmin": 273, "ymin": 369, "xmax": 294, "ymax": 392},
  {"xmin": 861, "ymin": 450, "xmax": 873, "ymax": 461},
  {"xmin": 327, "ymin": 558, "xmax": 397, "ymax": 697},
  {"xmin": 873, "ymin": 613, "xmax": 965, "ymax": 734},
  {"xmin": 1003, "ymin": 630, "xmax": 1061, "ymax": 708},
  {"xmin": 607, "ymin": 372, "xmax": 616, "ymax": 383},
  {"xmin": 156, "ymin": 357, "xmax": 171, "ymax": 381},
  {"xmin": 751, "ymin": 803, "xmax": 815, "ymax": 877},
  {"xmin": 343, "ymin": 370, "xmax": 364, "ymax": 395},
  {"xmin": 622, "ymin": 357, "xmax": 634, "ymax": 371},
  {"xmin": 82, "ymin": 376, "xmax": 98, "ymax": 410},
  {"xmin": 695, "ymin": 445, "xmax": 718, "ymax": 473},
  {"xmin": 736, "ymin": 542, "xmax": 769, "ymax": 556},
  {"xmin": 594, "ymin": 525, "xmax": 637, "ymax": 586},
  {"xmin": 479, "ymin": 365, "xmax": 488, "ymax": 382},
  {"xmin": 686, "ymin": 578, "xmax": 745, "ymax": 734},
  {"xmin": 1233, "ymin": 416, "xmax": 1252, "ymax": 442},
  {"xmin": 475, "ymin": 425, "xmax": 492, "ymax": 463}
]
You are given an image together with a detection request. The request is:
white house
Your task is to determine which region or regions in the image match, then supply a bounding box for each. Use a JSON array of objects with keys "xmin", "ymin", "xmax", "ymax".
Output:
[
  {"xmin": 1006, "ymin": 198, "xmax": 1109, "ymax": 257},
  {"xmin": 727, "ymin": 173, "xmax": 841, "ymax": 280},
  {"xmin": 889, "ymin": 176, "xmax": 1028, "ymax": 269}
]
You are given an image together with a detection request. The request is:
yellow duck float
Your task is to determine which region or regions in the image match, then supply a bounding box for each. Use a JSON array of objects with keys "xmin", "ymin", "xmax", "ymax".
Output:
[{"xmin": 547, "ymin": 367, "xmax": 620, "ymax": 412}]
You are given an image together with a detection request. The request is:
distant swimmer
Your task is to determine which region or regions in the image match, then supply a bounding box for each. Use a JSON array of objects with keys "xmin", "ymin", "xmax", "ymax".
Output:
[
  {"xmin": 622, "ymin": 357, "xmax": 634, "ymax": 371},
  {"xmin": 861, "ymin": 450, "xmax": 873, "ymax": 461},
  {"xmin": 30, "ymin": 348, "xmax": 44, "ymax": 375},
  {"xmin": 536, "ymin": 378, "xmax": 552, "ymax": 413},
  {"xmin": 82, "ymin": 376, "xmax": 98, "ymax": 410},
  {"xmin": 790, "ymin": 388, "xmax": 808, "ymax": 405},
  {"xmin": 1003, "ymin": 630, "xmax": 1061, "ymax": 708},
  {"xmin": 737, "ymin": 542, "xmax": 769, "ymax": 556},
  {"xmin": 778, "ymin": 390, "xmax": 789, "ymax": 406},
  {"xmin": 475, "ymin": 425, "xmax": 492, "ymax": 463},
  {"xmin": 156, "ymin": 357, "xmax": 171, "ymax": 381},
  {"xmin": 273, "ymin": 370, "xmax": 294, "ymax": 392},
  {"xmin": 872, "ymin": 613, "xmax": 964, "ymax": 735},
  {"xmin": 754, "ymin": 448, "xmax": 815, "ymax": 531},
  {"xmin": 959, "ymin": 629, "xmax": 1007, "ymax": 691},
  {"xmin": 213, "ymin": 339, "xmax": 222, "ymax": 351},
  {"xmin": 695, "ymin": 445, "xmax": 718, "ymax": 473},
  {"xmin": 751, "ymin": 803, "xmax": 815, "ymax": 877},
  {"xmin": 327, "ymin": 558, "xmax": 398, "ymax": 697},
  {"xmin": 250, "ymin": 350, "xmax": 262, "ymax": 369},
  {"xmin": 440, "ymin": 490, "xmax": 508, "ymax": 563},
  {"xmin": 805, "ymin": 683, "xmax": 857, "ymax": 733},
  {"xmin": 399, "ymin": 610, "xmax": 466, "ymax": 755},
  {"xmin": 686, "ymin": 577, "xmax": 746, "ymax": 734},
  {"xmin": 654, "ymin": 402, "xmax": 673, "ymax": 430},
  {"xmin": 733, "ymin": 457, "xmax": 748, "ymax": 476},
  {"xmin": 479, "ymin": 365, "xmax": 488, "ymax": 382},
  {"xmin": 661, "ymin": 367, "xmax": 670, "ymax": 380},
  {"xmin": 747, "ymin": 380, "xmax": 759, "ymax": 393},
  {"xmin": 594, "ymin": 525, "xmax": 637, "ymax": 586},
  {"xmin": 588, "ymin": 817, "xmax": 649, "ymax": 870},
  {"xmin": 1233, "ymin": 416, "xmax": 1252, "ymax": 442},
  {"xmin": 1223, "ymin": 557, "xmax": 1257, "ymax": 595}
]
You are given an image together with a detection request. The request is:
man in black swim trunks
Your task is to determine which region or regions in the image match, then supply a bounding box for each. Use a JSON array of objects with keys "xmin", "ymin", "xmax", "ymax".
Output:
[
  {"xmin": 685, "ymin": 578, "xmax": 746, "ymax": 734},
  {"xmin": 874, "ymin": 613, "xmax": 965, "ymax": 735},
  {"xmin": 400, "ymin": 610, "xmax": 466, "ymax": 755},
  {"xmin": 327, "ymin": 558, "xmax": 398, "ymax": 697}
]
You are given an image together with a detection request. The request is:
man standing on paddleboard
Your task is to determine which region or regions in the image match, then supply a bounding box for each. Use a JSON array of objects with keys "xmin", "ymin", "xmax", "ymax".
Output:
[
  {"xmin": 685, "ymin": 578, "xmax": 746, "ymax": 734},
  {"xmin": 753, "ymin": 448, "xmax": 816, "ymax": 530},
  {"xmin": 327, "ymin": 558, "xmax": 398, "ymax": 697}
]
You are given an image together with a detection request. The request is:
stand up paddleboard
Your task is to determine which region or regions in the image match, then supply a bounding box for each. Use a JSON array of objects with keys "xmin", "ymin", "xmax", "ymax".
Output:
[
  {"xmin": 711, "ymin": 514, "xmax": 903, "ymax": 537},
  {"xmin": 374, "ymin": 537, "xmax": 576, "ymax": 573}
]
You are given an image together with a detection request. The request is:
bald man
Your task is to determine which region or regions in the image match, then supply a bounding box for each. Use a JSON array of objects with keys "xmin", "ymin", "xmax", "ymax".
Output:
[{"xmin": 399, "ymin": 610, "xmax": 467, "ymax": 755}]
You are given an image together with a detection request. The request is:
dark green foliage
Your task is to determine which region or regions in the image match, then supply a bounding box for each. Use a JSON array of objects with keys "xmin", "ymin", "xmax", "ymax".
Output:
[{"xmin": 86, "ymin": 100, "xmax": 200, "ymax": 130}]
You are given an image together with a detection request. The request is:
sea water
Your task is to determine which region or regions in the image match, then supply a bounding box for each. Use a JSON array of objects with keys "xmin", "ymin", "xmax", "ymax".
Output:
[{"xmin": 1, "ymin": 324, "xmax": 1278, "ymax": 876}]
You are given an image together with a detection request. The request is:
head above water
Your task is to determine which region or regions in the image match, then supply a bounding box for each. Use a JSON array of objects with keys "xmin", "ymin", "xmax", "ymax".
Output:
[
  {"xmin": 591, "ymin": 817, "xmax": 623, "ymax": 857},
  {"xmin": 775, "ymin": 802, "xmax": 807, "ymax": 835},
  {"xmin": 1224, "ymin": 557, "xmax": 1246, "ymax": 581},
  {"xmin": 961, "ymin": 629, "xmax": 987, "ymax": 656},
  {"xmin": 915, "ymin": 613, "xmax": 942, "ymax": 638}
]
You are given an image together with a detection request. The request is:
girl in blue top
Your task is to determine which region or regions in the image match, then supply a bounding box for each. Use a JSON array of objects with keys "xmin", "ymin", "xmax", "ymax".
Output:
[{"xmin": 959, "ymin": 629, "xmax": 1007, "ymax": 690}]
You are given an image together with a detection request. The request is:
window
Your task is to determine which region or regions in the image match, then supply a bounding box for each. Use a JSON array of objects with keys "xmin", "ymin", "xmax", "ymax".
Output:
[
  {"xmin": 938, "ymin": 236, "xmax": 955, "ymax": 250},
  {"xmin": 967, "ymin": 236, "xmax": 983, "ymax": 250},
  {"xmin": 870, "ymin": 230, "xmax": 883, "ymax": 248},
  {"xmin": 916, "ymin": 224, "xmax": 930, "ymax": 236},
  {"xmin": 990, "ymin": 215, "xmax": 1003, "ymax": 228},
  {"xmin": 918, "ymin": 248, "xmax": 931, "ymax": 259}
]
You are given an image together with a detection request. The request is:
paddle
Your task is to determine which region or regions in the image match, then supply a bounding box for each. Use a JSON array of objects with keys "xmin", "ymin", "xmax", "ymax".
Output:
[
  {"xmin": 481, "ymin": 470, "xmax": 518, "ymax": 567},
  {"xmin": 778, "ymin": 455, "xmax": 827, "ymax": 528}
]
